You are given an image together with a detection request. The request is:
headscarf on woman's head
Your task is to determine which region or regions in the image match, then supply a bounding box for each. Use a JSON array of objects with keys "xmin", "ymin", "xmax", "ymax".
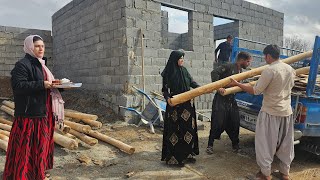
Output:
[
  {"xmin": 161, "ymin": 50, "xmax": 192, "ymax": 94},
  {"xmin": 23, "ymin": 35, "xmax": 65, "ymax": 132},
  {"xmin": 23, "ymin": 35, "xmax": 43, "ymax": 59}
]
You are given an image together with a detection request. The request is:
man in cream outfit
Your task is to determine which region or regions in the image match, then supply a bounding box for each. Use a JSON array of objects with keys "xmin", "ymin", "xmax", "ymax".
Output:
[{"xmin": 230, "ymin": 45, "xmax": 295, "ymax": 180}]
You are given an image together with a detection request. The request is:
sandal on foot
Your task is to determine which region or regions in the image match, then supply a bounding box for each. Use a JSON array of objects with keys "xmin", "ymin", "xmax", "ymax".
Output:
[
  {"xmin": 206, "ymin": 146, "xmax": 214, "ymax": 154},
  {"xmin": 256, "ymin": 171, "xmax": 271, "ymax": 180}
]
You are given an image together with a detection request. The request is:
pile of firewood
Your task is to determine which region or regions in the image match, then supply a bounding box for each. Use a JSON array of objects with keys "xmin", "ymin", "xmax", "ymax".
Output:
[
  {"xmin": 0, "ymin": 101, "xmax": 135, "ymax": 154},
  {"xmin": 294, "ymin": 74, "xmax": 320, "ymax": 91}
]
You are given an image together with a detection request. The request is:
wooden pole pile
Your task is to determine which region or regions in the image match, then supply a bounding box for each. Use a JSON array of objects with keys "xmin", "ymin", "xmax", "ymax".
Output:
[
  {"xmin": 293, "ymin": 74, "xmax": 320, "ymax": 91},
  {"xmin": 64, "ymin": 109, "xmax": 102, "ymax": 128},
  {"xmin": 169, "ymin": 51, "xmax": 313, "ymax": 106},
  {"xmin": 0, "ymin": 101, "xmax": 135, "ymax": 154}
]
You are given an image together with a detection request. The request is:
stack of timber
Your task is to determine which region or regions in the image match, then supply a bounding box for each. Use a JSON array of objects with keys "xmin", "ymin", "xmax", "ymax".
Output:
[
  {"xmin": 0, "ymin": 100, "xmax": 135, "ymax": 154},
  {"xmin": 294, "ymin": 74, "xmax": 320, "ymax": 91}
]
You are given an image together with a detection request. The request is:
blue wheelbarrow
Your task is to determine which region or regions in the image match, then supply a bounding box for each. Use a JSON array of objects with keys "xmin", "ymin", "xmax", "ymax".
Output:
[{"xmin": 119, "ymin": 86, "xmax": 165, "ymax": 133}]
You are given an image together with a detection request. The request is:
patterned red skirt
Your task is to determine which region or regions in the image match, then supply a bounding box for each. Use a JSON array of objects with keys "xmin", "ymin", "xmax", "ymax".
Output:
[{"xmin": 3, "ymin": 93, "xmax": 55, "ymax": 180}]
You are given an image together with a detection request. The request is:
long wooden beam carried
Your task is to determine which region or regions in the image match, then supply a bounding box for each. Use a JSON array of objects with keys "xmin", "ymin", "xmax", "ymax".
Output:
[
  {"xmin": 222, "ymin": 66, "xmax": 311, "ymax": 96},
  {"xmin": 169, "ymin": 51, "xmax": 313, "ymax": 106},
  {"xmin": 87, "ymin": 130, "xmax": 135, "ymax": 155}
]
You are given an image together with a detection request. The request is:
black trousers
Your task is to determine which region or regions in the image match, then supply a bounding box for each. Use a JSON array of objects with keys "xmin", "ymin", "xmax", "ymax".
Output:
[{"xmin": 208, "ymin": 94, "xmax": 240, "ymax": 147}]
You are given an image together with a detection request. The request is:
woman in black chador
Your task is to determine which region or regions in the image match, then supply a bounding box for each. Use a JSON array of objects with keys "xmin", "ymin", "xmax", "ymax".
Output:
[{"xmin": 161, "ymin": 50, "xmax": 200, "ymax": 166}]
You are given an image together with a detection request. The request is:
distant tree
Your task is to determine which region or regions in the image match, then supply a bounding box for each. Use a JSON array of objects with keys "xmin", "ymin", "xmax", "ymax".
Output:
[{"xmin": 284, "ymin": 35, "xmax": 311, "ymax": 56}]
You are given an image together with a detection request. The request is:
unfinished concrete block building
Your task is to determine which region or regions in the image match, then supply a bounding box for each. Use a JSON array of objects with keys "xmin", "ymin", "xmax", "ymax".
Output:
[
  {"xmin": 0, "ymin": 26, "xmax": 52, "ymax": 77},
  {"xmin": 51, "ymin": 0, "xmax": 284, "ymax": 118}
]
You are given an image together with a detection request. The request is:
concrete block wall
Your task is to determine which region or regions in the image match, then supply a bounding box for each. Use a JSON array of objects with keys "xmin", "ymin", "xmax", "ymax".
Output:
[
  {"xmin": 164, "ymin": 32, "xmax": 189, "ymax": 50},
  {"xmin": 51, "ymin": 0, "xmax": 284, "ymax": 119},
  {"xmin": 214, "ymin": 21, "xmax": 239, "ymax": 40},
  {"xmin": 52, "ymin": 0, "xmax": 132, "ymax": 115},
  {"xmin": 0, "ymin": 26, "xmax": 52, "ymax": 77},
  {"xmin": 125, "ymin": 0, "xmax": 214, "ymax": 113},
  {"xmin": 161, "ymin": 10, "xmax": 169, "ymax": 49},
  {"xmin": 161, "ymin": 10, "xmax": 189, "ymax": 50},
  {"xmin": 167, "ymin": 33, "xmax": 181, "ymax": 49}
]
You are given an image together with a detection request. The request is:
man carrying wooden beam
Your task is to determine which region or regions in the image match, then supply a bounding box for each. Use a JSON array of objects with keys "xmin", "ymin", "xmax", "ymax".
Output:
[
  {"xmin": 206, "ymin": 51, "xmax": 252, "ymax": 154},
  {"xmin": 230, "ymin": 45, "xmax": 295, "ymax": 180}
]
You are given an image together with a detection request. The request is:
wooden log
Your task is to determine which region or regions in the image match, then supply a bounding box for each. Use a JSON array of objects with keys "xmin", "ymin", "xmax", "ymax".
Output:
[
  {"xmin": 2, "ymin": 100, "xmax": 15, "ymax": 109},
  {"xmin": 64, "ymin": 116, "xmax": 77, "ymax": 122},
  {"xmin": 64, "ymin": 120, "xmax": 91, "ymax": 133},
  {"xmin": 0, "ymin": 130, "xmax": 10, "ymax": 137},
  {"xmin": 55, "ymin": 125, "xmax": 71, "ymax": 134},
  {"xmin": 64, "ymin": 109, "xmax": 98, "ymax": 121},
  {"xmin": 0, "ymin": 97, "xmax": 10, "ymax": 100},
  {"xmin": 64, "ymin": 133, "xmax": 77, "ymax": 140},
  {"xmin": 80, "ymin": 118, "xmax": 102, "ymax": 128},
  {"xmin": 0, "ymin": 139, "xmax": 8, "ymax": 151},
  {"xmin": 0, "ymin": 134, "xmax": 9, "ymax": 141},
  {"xmin": 222, "ymin": 66, "xmax": 311, "ymax": 96},
  {"xmin": 87, "ymin": 130, "xmax": 135, "ymax": 154},
  {"xmin": 53, "ymin": 132, "xmax": 78, "ymax": 150},
  {"xmin": 0, "ymin": 123, "xmax": 12, "ymax": 131},
  {"xmin": 0, "ymin": 117, "xmax": 13, "ymax": 126},
  {"xmin": 0, "ymin": 105, "xmax": 14, "ymax": 117},
  {"xmin": 169, "ymin": 51, "xmax": 313, "ymax": 106},
  {"xmin": 69, "ymin": 129, "xmax": 98, "ymax": 146}
]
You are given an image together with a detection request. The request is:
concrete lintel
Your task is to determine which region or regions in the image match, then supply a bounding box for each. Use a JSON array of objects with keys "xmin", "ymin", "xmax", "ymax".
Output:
[{"xmin": 153, "ymin": 0, "xmax": 196, "ymax": 12}]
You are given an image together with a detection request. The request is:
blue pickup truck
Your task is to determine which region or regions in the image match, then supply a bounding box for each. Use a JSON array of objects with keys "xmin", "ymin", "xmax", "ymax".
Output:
[{"xmin": 231, "ymin": 36, "xmax": 320, "ymax": 156}]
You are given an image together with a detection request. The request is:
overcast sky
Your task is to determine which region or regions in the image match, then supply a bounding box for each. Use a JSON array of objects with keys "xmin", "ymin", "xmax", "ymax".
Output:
[
  {"xmin": 246, "ymin": 0, "xmax": 319, "ymax": 45},
  {"xmin": 0, "ymin": 0, "xmax": 318, "ymax": 45}
]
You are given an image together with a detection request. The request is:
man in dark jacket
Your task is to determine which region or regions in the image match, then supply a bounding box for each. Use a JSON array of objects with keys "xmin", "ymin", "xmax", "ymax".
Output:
[
  {"xmin": 215, "ymin": 35, "xmax": 233, "ymax": 65},
  {"xmin": 207, "ymin": 51, "xmax": 252, "ymax": 154}
]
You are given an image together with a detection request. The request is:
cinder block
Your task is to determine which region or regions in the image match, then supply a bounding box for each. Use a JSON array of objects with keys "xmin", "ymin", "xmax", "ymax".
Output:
[
  {"xmin": 171, "ymin": 0, "xmax": 183, "ymax": 6},
  {"xmin": 195, "ymin": 3, "xmax": 206, "ymax": 12},
  {"xmin": 183, "ymin": 1, "xmax": 195, "ymax": 10},
  {"xmin": 234, "ymin": 0, "xmax": 242, "ymax": 6},
  {"xmin": 113, "ymin": 9, "xmax": 122, "ymax": 20},
  {"xmin": 249, "ymin": 3, "xmax": 257, "ymax": 11},
  {"xmin": 134, "ymin": 0, "xmax": 146, "ymax": 9},
  {"xmin": 211, "ymin": 1, "xmax": 221, "ymax": 9},
  {"xmin": 147, "ymin": 1, "xmax": 160, "ymax": 12}
]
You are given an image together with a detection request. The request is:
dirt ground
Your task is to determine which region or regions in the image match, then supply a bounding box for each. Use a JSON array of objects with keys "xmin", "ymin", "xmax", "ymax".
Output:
[
  {"xmin": 0, "ymin": 77, "xmax": 13, "ymax": 99},
  {"xmin": 0, "ymin": 77, "xmax": 319, "ymax": 180}
]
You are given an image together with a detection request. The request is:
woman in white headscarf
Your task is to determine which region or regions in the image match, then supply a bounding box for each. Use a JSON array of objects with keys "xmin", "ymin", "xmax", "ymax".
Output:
[{"xmin": 3, "ymin": 35, "xmax": 64, "ymax": 180}]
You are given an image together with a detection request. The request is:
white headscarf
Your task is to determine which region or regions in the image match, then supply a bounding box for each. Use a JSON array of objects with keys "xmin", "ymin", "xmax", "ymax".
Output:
[{"xmin": 24, "ymin": 35, "xmax": 65, "ymax": 131}]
